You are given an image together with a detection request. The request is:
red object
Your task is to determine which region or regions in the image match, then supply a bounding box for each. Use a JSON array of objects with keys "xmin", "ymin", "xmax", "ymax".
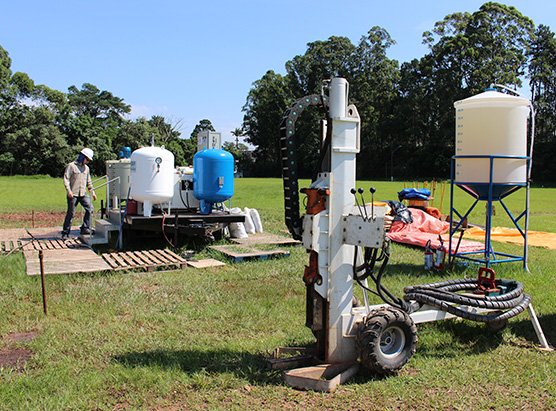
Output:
[
  {"xmin": 424, "ymin": 241, "xmax": 433, "ymax": 270},
  {"xmin": 424, "ymin": 207, "xmax": 441, "ymax": 219},
  {"xmin": 126, "ymin": 200, "xmax": 138, "ymax": 215},
  {"xmin": 304, "ymin": 251, "xmax": 321, "ymax": 285},
  {"xmin": 477, "ymin": 267, "xmax": 496, "ymax": 290},
  {"xmin": 433, "ymin": 235, "xmax": 446, "ymax": 270},
  {"xmin": 434, "ymin": 244, "xmax": 446, "ymax": 270},
  {"xmin": 301, "ymin": 188, "xmax": 329, "ymax": 215}
]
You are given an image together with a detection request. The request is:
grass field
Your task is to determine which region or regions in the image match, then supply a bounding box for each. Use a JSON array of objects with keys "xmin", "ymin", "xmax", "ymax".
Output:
[{"xmin": 0, "ymin": 176, "xmax": 555, "ymax": 410}]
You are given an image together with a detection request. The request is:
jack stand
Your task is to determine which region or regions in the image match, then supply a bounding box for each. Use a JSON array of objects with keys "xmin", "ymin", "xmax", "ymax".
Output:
[{"xmin": 528, "ymin": 304, "xmax": 553, "ymax": 351}]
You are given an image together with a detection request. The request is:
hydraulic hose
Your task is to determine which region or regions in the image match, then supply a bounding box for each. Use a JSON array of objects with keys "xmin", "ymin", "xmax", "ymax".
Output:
[
  {"xmin": 353, "ymin": 245, "xmax": 419, "ymax": 314},
  {"xmin": 403, "ymin": 278, "xmax": 531, "ymax": 322},
  {"xmin": 354, "ymin": 245, "xmax": 530, "ymax": 322}
]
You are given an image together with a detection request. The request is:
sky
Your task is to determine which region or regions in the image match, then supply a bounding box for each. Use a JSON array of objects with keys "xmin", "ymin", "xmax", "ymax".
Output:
[{"xmin": 2, "ymin": 1, "xmax": 556, "ymax": 146}]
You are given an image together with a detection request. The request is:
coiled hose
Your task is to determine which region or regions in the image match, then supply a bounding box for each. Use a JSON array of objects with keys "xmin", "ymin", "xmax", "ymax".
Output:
[{"xmin": 403, "ymin": 278, "xmax": 531, "ymax": 322}]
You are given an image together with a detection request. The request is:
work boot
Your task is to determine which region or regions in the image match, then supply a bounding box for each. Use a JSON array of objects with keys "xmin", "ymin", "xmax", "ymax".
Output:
[{"xmin": 80, "ymin": 228, "xmax": 93, "ymax": 235}]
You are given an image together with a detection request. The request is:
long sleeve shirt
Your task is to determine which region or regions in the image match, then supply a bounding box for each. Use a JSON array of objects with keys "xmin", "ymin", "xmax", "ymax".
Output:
[{"xmin": 63, "ymin": 162, "xmax": 93, "ymax": 197}]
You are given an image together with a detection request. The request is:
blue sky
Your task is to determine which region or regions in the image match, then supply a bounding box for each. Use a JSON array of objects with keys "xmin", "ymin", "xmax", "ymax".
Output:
[{"xmin": 2, "ymin": 1, "xmax": 555, "ymax": 145}]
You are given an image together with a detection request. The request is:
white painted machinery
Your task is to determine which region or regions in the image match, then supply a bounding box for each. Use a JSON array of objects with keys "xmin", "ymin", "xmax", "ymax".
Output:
[{"xmin": 273, "ymin": 78, "xmax": 550, "ymax": 391}]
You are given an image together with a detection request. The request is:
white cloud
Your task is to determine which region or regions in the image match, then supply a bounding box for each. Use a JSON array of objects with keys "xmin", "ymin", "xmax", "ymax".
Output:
[{"xmin": 127, "ymin": 104, "xmax": 169, "ymax": 119}]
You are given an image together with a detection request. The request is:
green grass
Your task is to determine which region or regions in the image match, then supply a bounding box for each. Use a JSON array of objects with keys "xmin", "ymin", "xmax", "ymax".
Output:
[{"xmin": 1, "ymin": 177, "xmax": 556, "ymax": 410}]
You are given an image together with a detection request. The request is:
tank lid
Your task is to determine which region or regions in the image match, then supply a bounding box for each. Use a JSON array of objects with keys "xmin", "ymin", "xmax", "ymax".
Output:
[{"xmin": 454, "ymin": 90, "xmax": 530, "ymax": 107}]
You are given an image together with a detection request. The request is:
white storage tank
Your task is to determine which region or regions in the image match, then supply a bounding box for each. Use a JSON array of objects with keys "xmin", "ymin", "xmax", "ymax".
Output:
[
  {"xmin": 454, "ymin": 90, "xmax": 530, "ymax": 192},
  {"xmin": 130, "ymin": 146, "xmax": 174, "ymax": 216},
  {"xmin": 106, "ymin": 159, "xmax": 131, "ymax": 208}
]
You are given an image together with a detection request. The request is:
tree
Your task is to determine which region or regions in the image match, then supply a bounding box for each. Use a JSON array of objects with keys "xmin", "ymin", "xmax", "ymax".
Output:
[
  {"xmin": 222, "ymin": 141, "xmax": 252, "ymax": 176},
  {"xmin": 350, "ymin": 27, "xmax": 400, "ymax": 178},
  {"xmin": 67, "ymin": 83, "xmax": 131, "ymax": 123},
  {"xmin": 242, "ymin": 71, "xmax": 293, "ymax": 176},
  {"xmin": 423, "ymin": 2, "xmax": 534, "ymax": 92},
  {"xmin": 286, "ymin": 36, "xmax": 356, "ymax": 96},
  {"xmin": 231, "ymin": 127, "xmax": 243, "ymax": 148},
  {"xmin": 528, "ymin": 24, "xmax": 556, "ymax": 180}
]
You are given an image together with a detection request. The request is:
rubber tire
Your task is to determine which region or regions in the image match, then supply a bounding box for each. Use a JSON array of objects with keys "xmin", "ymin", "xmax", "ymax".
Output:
[
  {"xmin": 356, "ymin": 307, "xmax": 418, "ymax": 375},
  {"xmin": 485, "ymin": 317, "xmax": 509, "ymax": 332}
]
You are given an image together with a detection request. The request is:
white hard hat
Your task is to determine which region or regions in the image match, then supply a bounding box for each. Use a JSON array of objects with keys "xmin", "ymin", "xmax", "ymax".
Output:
[{"xmin": 81, "ymin": 148, "xmax": 94, "ymax": 160}]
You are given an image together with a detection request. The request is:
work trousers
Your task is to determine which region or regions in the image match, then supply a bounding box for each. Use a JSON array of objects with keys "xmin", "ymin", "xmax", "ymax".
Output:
[{"xmin": 63, "ymin": 195, "xmax": 93, "ymax": 234}]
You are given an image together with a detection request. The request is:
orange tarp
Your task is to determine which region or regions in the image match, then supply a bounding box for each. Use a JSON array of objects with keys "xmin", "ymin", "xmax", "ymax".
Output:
[
  {"xmin": 464, "ymin": 226, "xmax": 556, "ymax": 250},
  {"xmin": 387, "ymin": 209, "xmax": 485, "ymax": 253}
]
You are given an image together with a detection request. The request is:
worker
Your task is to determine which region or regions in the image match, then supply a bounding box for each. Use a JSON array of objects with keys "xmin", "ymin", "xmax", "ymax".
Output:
[{"xmin": 62, "ymin": 148, "xmax": 97, "ymax": 239}]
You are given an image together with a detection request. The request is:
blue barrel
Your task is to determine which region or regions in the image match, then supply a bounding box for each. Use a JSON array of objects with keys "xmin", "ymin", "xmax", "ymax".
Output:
[{"xmin": 193, "ymin": 149, "xmax": 234, "ymax": 214}]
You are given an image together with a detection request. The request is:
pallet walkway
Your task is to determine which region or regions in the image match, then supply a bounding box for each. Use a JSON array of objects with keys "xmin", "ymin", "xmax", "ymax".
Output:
[
  {"xmin": 1, "ymin": 227, "xmax": 227, "ymax": 275},
  {"xmin": 210, "ymin": 244, "xmax": 290, "ymax": 262},
  {"xmin": 24, "ymin": 247, "xmax": 112, "ymax": 276},
  {"xmin": 101, "ymin": 249, "xmax": 188, "ymax": 271},
  {"xmin": 1, "ymin": 237, "xmax": 86, "ymax": 255},
  {"xmin": 230, "ymin": 232, "xmax": 300, "ymax": 247}
]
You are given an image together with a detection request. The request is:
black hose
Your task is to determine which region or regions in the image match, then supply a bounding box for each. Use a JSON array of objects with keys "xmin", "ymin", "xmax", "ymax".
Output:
[
  {"xmin": 353, "ymin": 244, "xmax": 529, "ymax": 321},
  {"xmin": 353, "ymin": 245, "xmax": 419, "ymax": 314},
  {"xmin": 403, "ymin": 278, "xmax": 531, "ymax": 322}
]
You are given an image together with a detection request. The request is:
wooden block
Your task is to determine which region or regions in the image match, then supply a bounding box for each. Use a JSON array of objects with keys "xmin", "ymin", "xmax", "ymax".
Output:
[{"xmin": 187, "ymin": 259, "xmax": 226, "ymax": 268}]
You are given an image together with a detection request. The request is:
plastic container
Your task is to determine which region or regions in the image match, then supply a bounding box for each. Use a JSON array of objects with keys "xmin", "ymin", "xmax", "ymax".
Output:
[
  {"xmin": 106, "ymin": 159, "xmax": 131, "ymax": 208},
  {"xmin": 130, "ymin": 146, "xmax": 174, "ymax": 216},
  {"xmin": 454, "ymin": 90, "xmax": 530, "ymax": 186},
  {"xmin": 193, "ymin": 149, "xmax": 234, "ymax": 214}
]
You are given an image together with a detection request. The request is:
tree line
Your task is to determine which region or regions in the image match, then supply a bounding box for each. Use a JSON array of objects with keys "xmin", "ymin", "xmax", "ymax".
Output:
[
  {"xmin": 1, "ymin": 2, "xmax": 556, "ymax": 182},
  {"xmin": 242, "ymin": 2, "xmax": 556, "ymax": 181}
]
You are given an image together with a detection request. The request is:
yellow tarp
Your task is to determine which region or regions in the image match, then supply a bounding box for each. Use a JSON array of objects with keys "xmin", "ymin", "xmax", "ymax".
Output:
[{"xmin": 464, "ymin": 226, "xmax": 556, "ymax": 250}]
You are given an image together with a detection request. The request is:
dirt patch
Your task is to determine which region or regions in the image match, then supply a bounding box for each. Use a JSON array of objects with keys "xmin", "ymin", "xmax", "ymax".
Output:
[
  {"xmin": 5, "ymin": 331, "xmax": 39, "ymax": 343},
  {"xmin": 0, "ymin": 331, "xmax": 38, "ymax": 371},
  {"xmin": 0, "ymin": 211, "xmax": 66, "ymax": 229},
  {"xmin": 0, "ymin": 348, "xmax": 34, "ymax": 371}
]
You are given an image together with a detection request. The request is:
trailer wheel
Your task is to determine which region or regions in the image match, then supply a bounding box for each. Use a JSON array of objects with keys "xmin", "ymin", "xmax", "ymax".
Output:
[
  {"xmin": 356, "ymin": 307, "xmax": 418, "ymax": 375},
  {"xmin": 485, "ymin": 315, "xmax": 509, "ymax": 332}
]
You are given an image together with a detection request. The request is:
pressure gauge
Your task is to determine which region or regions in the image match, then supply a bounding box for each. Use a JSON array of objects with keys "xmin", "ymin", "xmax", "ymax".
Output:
[{"xmin": 155, "ymin": 157, "xmax": 162, "ymax": 165}]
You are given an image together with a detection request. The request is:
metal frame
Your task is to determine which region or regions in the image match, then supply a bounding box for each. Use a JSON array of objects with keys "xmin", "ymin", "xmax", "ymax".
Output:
[{"xmin": 449, "ymin": 154, "xmax": 531, "ymax": 270}]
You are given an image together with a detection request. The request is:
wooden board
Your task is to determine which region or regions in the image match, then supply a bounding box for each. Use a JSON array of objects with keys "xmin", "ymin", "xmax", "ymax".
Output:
[
  {"xmin": 230, "ymin": 232, "xmax": 300, "ymax": 247},
  {"xmin": 24, "ymin": 248, "xmax": 112, "ymax": 276},
  {"xmin": 210, "ymin": 245, "xmax": 290, "ymax": 262},
  {"xmin": 186, "ymin": 259, "xmax": 226, "ymax": 268}
]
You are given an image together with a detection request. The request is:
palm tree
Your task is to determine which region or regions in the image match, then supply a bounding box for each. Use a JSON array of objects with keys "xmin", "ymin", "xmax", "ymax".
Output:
[{"xmin": 231, "ymin": 128, "xmax": 244, "ymax": 148}]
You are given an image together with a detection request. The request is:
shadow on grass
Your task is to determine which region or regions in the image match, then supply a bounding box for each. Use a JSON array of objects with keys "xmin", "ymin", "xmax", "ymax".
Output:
[
  {"xmin": 113, "ymin": 348, "xmax": 282, "ymax": 385},
  {"xmin": 416, "ymin": 320, "xmax": 504, "ymax": 358},
  {"xmin": 511, "ymin": 312, "xmax": 556, "ymax": 348},
  {"xmin": 382, "ymin": 262, "xmax": 471, "ymax": 280}
]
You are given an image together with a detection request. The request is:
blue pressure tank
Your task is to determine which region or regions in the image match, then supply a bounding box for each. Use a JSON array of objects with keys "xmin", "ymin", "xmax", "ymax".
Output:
[{"xmin": 193, "ymin": 149, "xmax": 234, "ymax": 214}]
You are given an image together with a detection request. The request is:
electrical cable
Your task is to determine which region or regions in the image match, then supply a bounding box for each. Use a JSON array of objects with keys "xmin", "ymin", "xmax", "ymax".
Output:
[
  {"xmin": 161, "ymin": 208, "xmax": 178, "ymax": 251},
  {"xmin": 178, "ymin": 179, "xmax": 195, "ymax": 212}
]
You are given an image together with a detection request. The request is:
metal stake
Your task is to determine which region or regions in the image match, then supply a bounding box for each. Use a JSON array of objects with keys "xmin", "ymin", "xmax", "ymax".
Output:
[{"xmin": 39, "ymin": 250, "xmax": 47, "ymax": 315}]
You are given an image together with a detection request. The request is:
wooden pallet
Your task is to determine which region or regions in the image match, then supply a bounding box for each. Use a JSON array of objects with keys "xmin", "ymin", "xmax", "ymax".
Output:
[
  {"xmin": 1, "ymin": 237, "xmax": 85, "ymax": 255},
  {"xmin": 230, "ymin": 232, "xmax": 301, "ymax": 247},
  {"xmin": 101, "ymin": 249, "xmax": 188, "ymax": 271},
  {"xmin": 210, "ymin": 245, "xmax": 290, "ymax": 262}
]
